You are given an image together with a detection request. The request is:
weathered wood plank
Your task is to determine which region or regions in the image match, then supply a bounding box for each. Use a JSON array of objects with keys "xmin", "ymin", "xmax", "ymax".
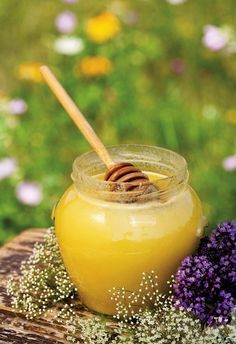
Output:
[{"xmin": 0, "ymin": 229, "xmax": 88, "ymax": 343}]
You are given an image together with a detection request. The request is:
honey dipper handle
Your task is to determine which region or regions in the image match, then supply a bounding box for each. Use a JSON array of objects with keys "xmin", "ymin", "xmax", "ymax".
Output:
[{"xmin": 40, "ymin": 65, "xmax": 114, "ymax": 169}]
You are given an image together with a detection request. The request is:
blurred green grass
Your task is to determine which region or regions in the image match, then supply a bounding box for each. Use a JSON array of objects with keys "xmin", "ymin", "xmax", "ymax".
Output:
[{"xmin": 0, "ymin": 0, "xmax": 236, "ymax": 243}]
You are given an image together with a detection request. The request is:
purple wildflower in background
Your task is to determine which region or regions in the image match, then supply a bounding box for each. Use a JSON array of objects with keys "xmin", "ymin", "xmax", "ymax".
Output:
[
  {"xmin": 55, "ymin": 11, "xmax": 77, "ymax": 34},
  {"xmin": 173, "ymin": 221, "xmax": 236, "ymax": 325},
  {"xmin": 123, "ymin": 11, "xmax": 139, "ymax": 25},
  {"xmin": 202, "ymin": 25, "xmax": 229, "ymax": 51},
  {"xmin": 223, "ymin": 155, "xmax": 236, "ymax": 171},
  {"xmin": 0, "ymin": 158, "xmax": 17, "ymax": 181},
  {"xmin": 62, "ymin": 0, "xmax": 78, "ymax": 3},
  {"xmin": 170, "ymin": 58, "xmax": 185, "ymax": 75},
  {"xmin": 16, "ymin": 181, "xmax": 43, "ymax": 206},
  {"xmin": 8, "ymin": 98, "xmax": 27, "ymax": 115}
]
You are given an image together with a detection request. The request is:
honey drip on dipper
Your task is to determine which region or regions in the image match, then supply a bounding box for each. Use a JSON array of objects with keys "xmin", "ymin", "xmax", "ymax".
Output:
[{"xmin": 40, "ymin": 66, "xmax": 156, "ymax": 199}]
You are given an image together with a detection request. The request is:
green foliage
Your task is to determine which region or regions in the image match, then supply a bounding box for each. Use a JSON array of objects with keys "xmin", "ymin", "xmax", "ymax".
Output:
[{"xmin": 0, "ymin": 0, "xmax": 236, "ymax": 242}]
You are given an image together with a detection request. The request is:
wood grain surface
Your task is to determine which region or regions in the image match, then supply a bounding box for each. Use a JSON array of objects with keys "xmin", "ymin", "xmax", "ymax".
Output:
[{"xmin": 0, "ymin": 229, "xmax": 96, "ymax": 344}]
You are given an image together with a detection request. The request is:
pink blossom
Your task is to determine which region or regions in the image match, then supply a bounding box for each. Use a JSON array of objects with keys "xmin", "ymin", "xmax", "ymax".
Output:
[
  {"xmin": 0, "ymin": 158, "xmax": 17, "ymax": 180},
  {"xmin": 55, "ymin": 11, "xmax": 77, "ymax": 34},
  {"xmin": 16, "ymin": 181, "xmax": 43, "ymax": 206},
  {"xmin": 203, "ymin": 25, "xmax": 229, "ymax": 51},
  {"xmin": 170, "ymin": 58, "xmax": 185, "ymax": 75},
  {"xmin": 8, "ymin": 99, "xmax": 27, "ymax": 115},
  {"xmin": 222, "ymin": 155, "xmax": 236, "ymax": 171},
  {"xmin": 62, "ymin": 0, "xmax": 78, "ymax": 3}
]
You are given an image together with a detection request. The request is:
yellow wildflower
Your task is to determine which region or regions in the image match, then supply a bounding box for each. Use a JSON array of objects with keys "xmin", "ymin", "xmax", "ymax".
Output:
[
  {"xmin": 85, "ymin": 12, "xmax": 120, "ymax": 43},
  {"xmin": 16, "ymin": 62, "xmax": 43, "ymax": 83},
  {"xmin": 226, "ymin": 108, "xmax": 236, "ymax": 124},
  {"xmin": 77, "ymin": 56, "xmax": 113, "ymax": 78},
  {"xmin": 0, "ymin": 90, "xmax": 7, "ymax": 100}
]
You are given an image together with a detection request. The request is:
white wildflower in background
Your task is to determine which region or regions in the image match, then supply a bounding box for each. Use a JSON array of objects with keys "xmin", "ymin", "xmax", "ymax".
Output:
[
  {"xmin": 55, "ymin": 11, "xmax": 77, "ymax": 34},
  {"xmin": 15, "ymin": 181, "xmax": 43, "ymax": 206},
  {"xmin": 202, "ymin": 24, "xmax": 236, "ymax": 53},
  {"xmin": 222, "ymin": 155, "xmax": 236, "ymax": 171},
  {"xmin": 203, "ymin": 25, "xmax": 229, "ymax": 51},
  {"xmin": 166, "ymin": 0, "xmax": 187, "ymax": 5},
  {"xmin": 54, "ymin": 36, "xmax": 84, "ymax": 55},
  {"xmin": 8, "ymin": 98, "xmax": 28, "ymax": 115},
  {"xmin": 0, "ymin": 158, "xmax": 17, "ymax": 181}
]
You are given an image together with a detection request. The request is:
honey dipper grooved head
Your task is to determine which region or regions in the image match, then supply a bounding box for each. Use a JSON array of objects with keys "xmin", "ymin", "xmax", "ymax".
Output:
[{"xmin": 104, "ymin": 162, "xmax": 152, "ymax": 192}]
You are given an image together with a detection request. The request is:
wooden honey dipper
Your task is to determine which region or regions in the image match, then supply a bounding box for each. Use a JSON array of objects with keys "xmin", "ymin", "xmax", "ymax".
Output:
[{"xmin": 40, "ymin": 66, "xmax": 155, "ymax": 196}]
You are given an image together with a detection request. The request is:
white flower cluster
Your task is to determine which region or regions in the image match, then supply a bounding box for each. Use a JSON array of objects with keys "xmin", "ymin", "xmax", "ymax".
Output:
[
  {"xmin": 110, "ymin": 272, "xmax": 236, "ymax": 344},
  {"xmin": 7, "ymin": 236, "xmax": 236, "ymax": 343},
  {"xmin": 7, "ymin": 228, "xmax": 76, "ymax": 319}
]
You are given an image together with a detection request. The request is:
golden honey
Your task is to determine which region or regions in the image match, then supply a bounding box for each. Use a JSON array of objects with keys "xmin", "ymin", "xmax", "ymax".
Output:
[{"xmin": 54, "ymin": 145, "xmax": 203, "ymax": 314}]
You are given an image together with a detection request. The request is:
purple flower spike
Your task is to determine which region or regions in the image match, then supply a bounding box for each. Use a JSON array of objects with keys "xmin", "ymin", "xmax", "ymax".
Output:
[
  {"xmin": 16, "ymin": 181, "xmax": 43, "ymax": 206},
  {"xmin": 55, "ymin": 11, "xmax": 77, "ymax": 34},
  {"xmin": 223, "ymin": 155, "xmax": 236, "ymax": 171},
  {"xmin": 174, "ymin": 221, "xmax": 236, "ymax": 325},
  {"xmin": 8, "ymin": 99, "xmax": 28, "ymax": 115},
  {"xmin": 0, "ymin": 158, "xmax": 17, "ymax": 180}
]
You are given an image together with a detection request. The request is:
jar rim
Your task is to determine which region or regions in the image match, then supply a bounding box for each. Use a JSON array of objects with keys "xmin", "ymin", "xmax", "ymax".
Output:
[{"xmin": 71, "ymin": 144, "xmax": 188, "ymax": 203}]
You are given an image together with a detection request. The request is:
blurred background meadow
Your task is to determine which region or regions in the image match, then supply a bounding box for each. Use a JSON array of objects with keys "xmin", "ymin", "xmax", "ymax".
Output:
[{"xmin": 0, "ymin": 0, "xmax": 236, "ymax": 244}]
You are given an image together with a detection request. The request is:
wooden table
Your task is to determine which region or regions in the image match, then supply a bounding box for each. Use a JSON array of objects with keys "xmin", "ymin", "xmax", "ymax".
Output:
[{"xmin": 0, "ymin": 229, "xmax": 93, "ymax": 344}]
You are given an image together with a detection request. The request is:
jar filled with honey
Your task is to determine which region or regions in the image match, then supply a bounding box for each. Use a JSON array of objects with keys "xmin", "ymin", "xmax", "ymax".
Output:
[{"xmin": 54, "ymin": 144, "xmax": 203, "ymax": 314}]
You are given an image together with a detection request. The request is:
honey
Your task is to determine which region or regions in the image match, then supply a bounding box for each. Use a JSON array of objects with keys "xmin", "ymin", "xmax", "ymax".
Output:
[{"xmin": 54, "ymin": 145, "xmax": 203, "ymax": 314}]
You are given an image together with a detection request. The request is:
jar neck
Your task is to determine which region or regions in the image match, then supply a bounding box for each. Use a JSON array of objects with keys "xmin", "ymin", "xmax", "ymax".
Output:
[{"xmin": 71, "ymin": 145, "xmax": 188, "ymax": 203}]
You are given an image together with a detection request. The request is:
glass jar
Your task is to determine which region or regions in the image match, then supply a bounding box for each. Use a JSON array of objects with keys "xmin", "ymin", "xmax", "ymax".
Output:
[{"xmin": 54, "ymin": 144, "xmax": 203, "ymax": 315}]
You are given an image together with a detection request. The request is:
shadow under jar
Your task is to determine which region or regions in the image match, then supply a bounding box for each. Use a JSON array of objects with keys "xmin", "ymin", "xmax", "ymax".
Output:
[{"xmin": 54, "ymin": 144, "xmax": 203, "ymax": 315}]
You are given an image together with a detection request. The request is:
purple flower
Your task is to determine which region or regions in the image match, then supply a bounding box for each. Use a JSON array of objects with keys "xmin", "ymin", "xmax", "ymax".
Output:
[
  {"xmin": 199, "ymin": 222, "xmax": 236, "ymax": 255},
  {"xmin": 202, "ymin": 25, "xmax": 229, "ymax": 51},
  {"xmin": 0, "ymin": 158, "xmax": 17, "ymax": 180},
  {"xmin": 222, "ymin": 155, "xmax": 236, "ymax": 171},
  {"xmin": 170, "ymin": 58, "xmax": 185, "ymax": 75},
  {"xmin": 174, "ymin": 222, "xmax": 236, "ymax": 325},
  {"xmin": 16, "ymin": 181, "xmax": 43, "ymax": 206},
  {"xmin": 55, "ymin": 11, "xmax": 77, "ymax": 34},
  {"xmin": 123, "ymin": 11, "xmax": 139, "ymax": 25},
  {"xmin": 199, "ymin": 221, "xmax": 236, "ymax": 292},
  {"xmin": 62, "ymin": 0, "xmax": 78, "ymax": 3},
  {"xmin": 8, "ymin": 99, "xmax": 28, "ymax": 115}
]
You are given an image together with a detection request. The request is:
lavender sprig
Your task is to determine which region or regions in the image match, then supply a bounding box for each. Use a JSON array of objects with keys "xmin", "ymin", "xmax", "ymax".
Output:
[{"xmin": 173, "ymin": 221, "xmax": 236, "ymax": 325}]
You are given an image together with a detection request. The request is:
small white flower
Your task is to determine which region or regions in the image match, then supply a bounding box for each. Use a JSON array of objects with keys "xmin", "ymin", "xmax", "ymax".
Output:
[
  {"xmin": 166, "ymin": 0, "xmax": 187, "ymax": 5},
  {"xmin": 222, "ymin": 155, "xmax": 236, "ymax": 171},
  {"xmin": 8, "ymin": 98, "xmax": 28, "ymax": 115},
  {"xmin": 53, "ymin": 36, "xmax": 84, "ymax": 55},
  {"xmin": 202, "ymin": 25, "xmax": 229, "ymax": 51},
  {"xmin": 16, "ymin": 181, "xmax": 43, "ymax": 206},
  {"xmin": 0, "ymin": 158, "xmax": 17, "ymax": 180}
]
